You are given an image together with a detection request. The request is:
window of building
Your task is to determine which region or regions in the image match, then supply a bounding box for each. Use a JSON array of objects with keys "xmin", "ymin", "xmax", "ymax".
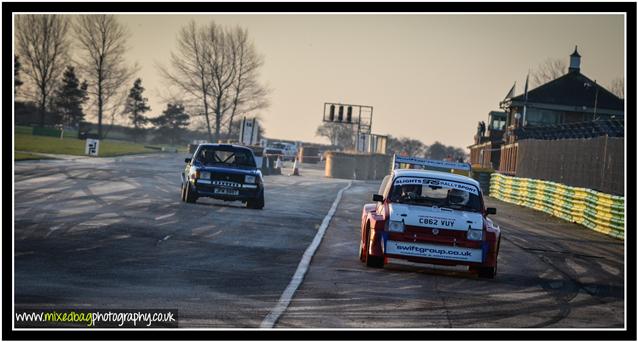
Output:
[
  {"xmin": 491, "ymin": 117, "xmax": 506, "ymax": 130},
  {"xmin": 525, "ymin": 108, "xmax": 562, "ymax": 126}
]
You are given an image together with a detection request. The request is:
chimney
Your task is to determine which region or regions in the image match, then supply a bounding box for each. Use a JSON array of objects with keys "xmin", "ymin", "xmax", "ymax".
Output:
[{"xmin": 569, "ymin": 45, "xmax": 581, "ymax": 73}]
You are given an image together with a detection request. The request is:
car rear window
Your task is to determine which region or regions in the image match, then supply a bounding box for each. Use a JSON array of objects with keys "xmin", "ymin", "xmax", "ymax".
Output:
[
  {"xmin": 196, "ymin": 147, "xmax": 256, "ymax": 167},
  {"xmin": 389, "ymin": 176, "xmax": 482, "ymax": 212}
]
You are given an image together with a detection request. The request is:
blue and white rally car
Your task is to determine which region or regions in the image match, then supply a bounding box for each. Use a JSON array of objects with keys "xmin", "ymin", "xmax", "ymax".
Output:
[{"xmin": 181, "ymin": 144, "xmax": 265, "ymax": 209}]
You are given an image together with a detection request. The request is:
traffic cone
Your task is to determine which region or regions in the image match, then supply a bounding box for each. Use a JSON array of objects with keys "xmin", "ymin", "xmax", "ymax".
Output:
[{"xmin": 290, "ymin": 157, "xmax": 300, "ymax": 176}]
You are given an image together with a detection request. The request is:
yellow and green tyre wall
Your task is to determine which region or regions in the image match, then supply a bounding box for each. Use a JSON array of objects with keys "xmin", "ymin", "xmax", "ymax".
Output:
[{"xmin": 490, "ymin": 173, "xmax": 624, "ymax": 240}]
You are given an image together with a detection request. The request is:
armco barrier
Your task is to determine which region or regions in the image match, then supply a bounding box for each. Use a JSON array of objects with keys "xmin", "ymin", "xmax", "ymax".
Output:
[{"xmin": 490, "ymin": 173, "xmax": 624, "ymax": 239}]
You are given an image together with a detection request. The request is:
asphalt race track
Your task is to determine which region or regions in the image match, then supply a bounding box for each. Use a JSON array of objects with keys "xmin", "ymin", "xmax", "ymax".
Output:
[{"xmin": 14, "ymin": 153, "xmax": 624, "ymax": 328}]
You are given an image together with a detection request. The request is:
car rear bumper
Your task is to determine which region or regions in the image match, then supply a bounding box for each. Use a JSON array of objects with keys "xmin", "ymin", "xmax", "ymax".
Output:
[
  {"xmin": 192, "ymin": 180, "xmax": 262, "ymax": 201},
  {"xmin": 379, "ymin": 233, "xmax": 495, "ymax": 267},
  {"xmin": 384, "ymin": 240, "xmax": 483, "ymax": 265}
]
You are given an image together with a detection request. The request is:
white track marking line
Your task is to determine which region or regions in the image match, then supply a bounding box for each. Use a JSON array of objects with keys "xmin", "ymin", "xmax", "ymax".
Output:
[
  {"xmin": 155, "ymin": 213, "xmax": 175, "ymax": 220},
  {"xmin": 260, "ymin": 181, "xmax": 352, "ymax": 328}
]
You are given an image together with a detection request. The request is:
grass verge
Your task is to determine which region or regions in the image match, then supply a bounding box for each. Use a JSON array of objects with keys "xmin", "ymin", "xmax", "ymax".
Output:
[
  {"xmin": 15, "ymin": 132, "xmax": 158, "ymax": 157},
  {"xmin": 14, "ymin": 152, "xmax": 56, "ymax": 161}
]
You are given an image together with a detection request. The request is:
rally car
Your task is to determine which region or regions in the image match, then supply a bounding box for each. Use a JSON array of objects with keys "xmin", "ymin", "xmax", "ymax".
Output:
[
  {"xmin": 358, "ymin": 155, "xmax": 500, "ymax": 278},
  {"xmin": 180, "ymin": 143, "xmax": 265, "ymax": 209}
]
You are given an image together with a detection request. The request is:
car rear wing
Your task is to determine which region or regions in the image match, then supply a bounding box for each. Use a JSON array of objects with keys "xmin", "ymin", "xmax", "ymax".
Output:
[{"xmin": 392, "ymin": 154, "xmax": 472, "ymax": 175}]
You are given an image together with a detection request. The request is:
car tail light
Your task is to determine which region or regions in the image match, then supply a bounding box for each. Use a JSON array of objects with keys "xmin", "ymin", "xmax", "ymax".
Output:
[
  {"xmin": 387, "ymin": 220, "xmax": 405, "ymax": 233},
  {"xmin": 467, "ymin": 228, "xmax": 483, "ymax": 241}
]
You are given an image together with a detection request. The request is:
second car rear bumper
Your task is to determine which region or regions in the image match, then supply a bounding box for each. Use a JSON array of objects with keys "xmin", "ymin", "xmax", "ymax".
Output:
[{"xmin": 193, "ymin": 180, "xmax": 262, "ymax": 201}]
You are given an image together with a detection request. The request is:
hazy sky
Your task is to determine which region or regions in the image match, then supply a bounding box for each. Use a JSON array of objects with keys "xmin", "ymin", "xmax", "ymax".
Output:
[{"xmin": 113, "ymin": 14, "xmax": 624, "ymax": 148}]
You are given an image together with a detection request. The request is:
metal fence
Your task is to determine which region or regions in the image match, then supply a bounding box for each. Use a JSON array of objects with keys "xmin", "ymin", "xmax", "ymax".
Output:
[{"xmin": 515, "ymin": 136, "xmax": 624, "ymax": 195}]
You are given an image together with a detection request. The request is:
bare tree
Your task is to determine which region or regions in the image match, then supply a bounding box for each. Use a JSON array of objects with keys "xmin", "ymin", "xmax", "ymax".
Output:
[
  {"xmin": 14, "ymin": 55, "xmax": 24, "ymax": 96},
  {"xmin": 15, "ymin": 14, "xmax": 70, "ymax": 126},
  {"xmin": 225, "ymin": 26, "xmax": 270, "ymax": 137},
  {"xmin": 158, "ymin": 21, "xmax": 214, "ymax": 141},
  {"xmin": 531, "ymin": 58, "xmax": 567, "ymax": 87},
  {"xmin": 74, "ymin": 15, "xmax": 136, "ymax": 139},
  {"xmin": 387, "ymin": 136, "xmax": 426, "ymax": 157},
  {"xmin": 205, "ymin": 23, "xmax": 237, "ymax": 143},
  {"xmin": 316, "ymin": 122, "xmax": 355, "ymax": 150},
  {"xmin": 161, "ymin": 21, "xmax": 269, "ymax": 143},
  {"xmin": 610, "ymin": 77, "xmax": 624, "ymax": 99}
]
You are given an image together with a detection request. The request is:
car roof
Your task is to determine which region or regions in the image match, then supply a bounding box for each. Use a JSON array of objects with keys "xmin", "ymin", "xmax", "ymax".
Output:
[
  {"xmin": 392, "ymin": 169, "xmax": 480, "ymax": 188},
  {"xmin": 198, "ymin": 143, "xmax": 251, "ymax": 149}
]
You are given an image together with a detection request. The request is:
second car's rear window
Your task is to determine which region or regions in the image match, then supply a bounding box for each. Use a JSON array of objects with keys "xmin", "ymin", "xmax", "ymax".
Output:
[{"xmin": 197, "ymin": 147, "xmax": 256, "ymax": 167}]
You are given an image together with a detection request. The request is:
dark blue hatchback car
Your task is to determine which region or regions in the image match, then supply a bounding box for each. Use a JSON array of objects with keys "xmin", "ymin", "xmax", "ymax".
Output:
[{"xmin": 181, "ymin": 144, "xmax": 264, "ymax": 209}]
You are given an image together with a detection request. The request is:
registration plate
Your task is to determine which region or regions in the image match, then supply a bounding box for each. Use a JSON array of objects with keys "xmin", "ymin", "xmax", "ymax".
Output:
[{"xmin": 214, "ymin": 188, "xmax": 239, "ymax": 196}]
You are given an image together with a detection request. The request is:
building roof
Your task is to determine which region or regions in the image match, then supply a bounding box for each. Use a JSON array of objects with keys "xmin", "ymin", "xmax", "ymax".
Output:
[
  {"xmin": 570, "ymin": 46, "xmax": 581, "ymax": 58},
  {"xmin": 509, "ymin": 71, "xmax": 623, "ymax": 111},
  {"xmin": 393, "ymin": 169, "xmax": 480, "ymax": 188}
]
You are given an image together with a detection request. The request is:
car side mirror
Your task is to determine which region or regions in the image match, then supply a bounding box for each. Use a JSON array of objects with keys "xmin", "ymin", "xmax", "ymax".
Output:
[
  {"xmin": 486, "ymin": 207, "xmax": 497, "ymax": 215},
  {"xmin": 185, "ymin": 158, "xmax": 192, "ymax": 164},
  {"xmin": 372, "ymin": 194, "xmax": 384, "ymax": 202}
]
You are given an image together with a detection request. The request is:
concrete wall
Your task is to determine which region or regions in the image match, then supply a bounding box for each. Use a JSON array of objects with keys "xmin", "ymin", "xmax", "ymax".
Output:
[{"xmin": 324, "ymin": 152, "xmax": 392, "ymax": 180}]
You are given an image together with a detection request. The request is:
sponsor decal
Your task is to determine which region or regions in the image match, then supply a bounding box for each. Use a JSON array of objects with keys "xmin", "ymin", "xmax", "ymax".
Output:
[
  {"xmin": 423, "ymin": 179, "xmax": 479, "ymax": 196},
  {"xmin": 393, "ymin": 177, "xmax": 479, "ymax": 196},
  {"xmin": 386, "ymin": 240, "xmax": 482, "ymax": 262},
  {"xmin": 394, "ymin": 177, "xmax": 424, "ymax": 185}
]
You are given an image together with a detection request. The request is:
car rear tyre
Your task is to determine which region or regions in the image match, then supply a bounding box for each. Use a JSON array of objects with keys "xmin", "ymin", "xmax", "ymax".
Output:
[
  {"xmin": 358, "ymin": 236, "xmax": 365, "ymax": 262},
  {"xmin": 475, "ymin": 262, "xmax": 497, "ymax": 279},
  {"xmin": 364, "ymin": 227, "xmax": 384, "ymax": 268},
  {"xmin": 359, "ymin": 223, "xmax": 370, "ymax": 263},
  {"xmin": 185, "ymin": 182, "xmax": 197, "ymax": 204},
  {"xmin": 477, "ymin": 266, "xmax": 496, "ymax": 279},
  {"xmin": 246, "ymin": 190, "xmax": 265, "ymax": 209}
]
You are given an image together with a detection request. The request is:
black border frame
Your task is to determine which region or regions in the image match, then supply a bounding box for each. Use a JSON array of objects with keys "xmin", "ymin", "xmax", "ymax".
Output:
[{"xmin": 3, "ymin": 2, "xmax": 636, "ymax": 340}]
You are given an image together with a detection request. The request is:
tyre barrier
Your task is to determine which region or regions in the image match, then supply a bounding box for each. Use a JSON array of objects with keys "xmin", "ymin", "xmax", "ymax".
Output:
[
  {"xmin": 472, "ymin": 169, "xmax": 495, "ymax": 196},
  {"xmin": 489, "ymin": 173, "xmax": 624, "ymax": 240}
]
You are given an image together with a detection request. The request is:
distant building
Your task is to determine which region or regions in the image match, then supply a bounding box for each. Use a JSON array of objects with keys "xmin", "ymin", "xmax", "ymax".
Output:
[
  {"xmin": 469, "ymin": 46, "xmax": 624, "ymax": 174},
  {"xmin": 468, "ymin": 111, "xmax": 506, "ymax": 169},
  {"xmin": 501, "ymin": 46, "xmax": 623, "ymax": 145}
]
